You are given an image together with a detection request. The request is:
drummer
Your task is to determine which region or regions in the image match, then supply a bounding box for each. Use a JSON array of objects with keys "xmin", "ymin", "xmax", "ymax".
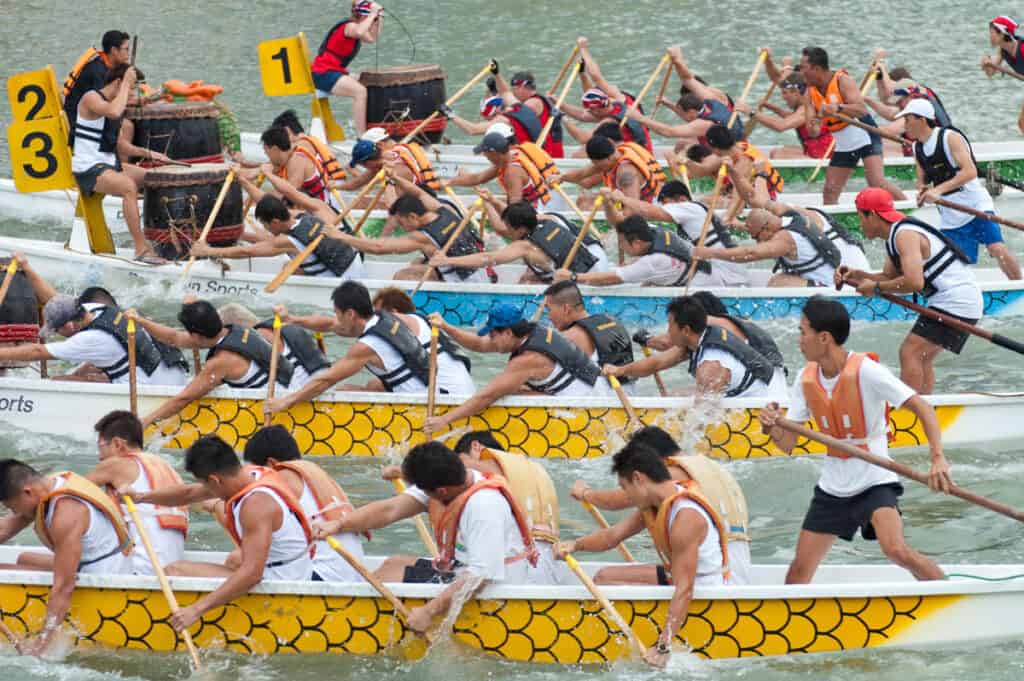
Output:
[
  {"xmin": 310, "ymin": 1, "xmax": 383, "ymax": 135},
  {"xmin": 63, "ymin": 30, "xmax": 131, "ymax": 145}
]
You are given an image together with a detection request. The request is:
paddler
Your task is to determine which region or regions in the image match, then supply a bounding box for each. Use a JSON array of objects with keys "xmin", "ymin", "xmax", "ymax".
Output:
[
  {"xmin": 0, "ymin": 459, "xmax": 134, "ymax": 655},
  {"xmin": 553, "ymin": 441, "xmax": 736, "ymax": 668},
  {"xmin": 844, "ymin": 188, "xmax": 983, "ymax": 394},
  {"xmin": 83, "ymin": 411, "xmax": 187, "ymax": 574},
  {"xmin": 800, "ymin": 46, "xmax": 906, "ymax": 204},
  {"xmin": 692, "ymin": 124, "xmax": 783, "ymax": 204},
  {"xmin": 126, "ymin": 298, "xmax": 296, "ymax": 428},
  {"xmin": 758, "ymin": 296, "xmax": 951, "ymax": 582},
  {"xmin": 163, "ymin": 436, "xmax": 315, "ymax": 632},
  {"xmin": 737, "ymin": 66, "xmax": 835, "ymax": 160},
  {"xmin": 605, "ymin": 295, "xmax": 784, "ymax": 399},
  {"xmin": 334, "ymin": 429, "xmax": 562, "ymax": 585},
  {"xmin": 271, "ymin": 109, "xmax": 348, "ymax": 209},
  {"xmin": 310, "ymin": 0, "xmax": 383, "ymax": 135},
  {"xmin": 446, "ymin": 130, "xmax": 554, "ymax": 208},
  {"xmin": 427, "ymin": 193, "xmax": 610, "ymax": 283},
  {"xmin": 423, "ymin": 303, "xmax": 612, "ymax": 435},
  {"xmin": 898, "ymin": 98, "xmax": 1021, "ymax": 280},
  {"xmin": 373, "ymin": 442, "xmax": 538, "ymax": 636},
  {"xmin": 570, "ymin": 425, "xmax": 752, "ymax": 585},
  {"xmin": 342, "ymin": 128, "xmax": 442, "ymax": 207},
  {"xmin": 557, "ymin": 135, "xmax": 665, "ymax": 203},
  {"xmin": 982, "ymin": 15, "xmax": 1024, "ymax": 133},
  {"xmin": 500, "ymin": 69, "xmax": 566, "ymax": 158},
  {"xmin": 865, "ymin": 65, "xmax": 953, "ymax": 149},
  {"xmin": 62, "ymin": 30, "xmax": 131, "ymax": 145},
  {"xmin": 260, "ymin": 126, "xmax": 333, "ymax": 207},
  {"xmin": 263, "ymin": 281, "xmax": 476, "ymax": 415}
]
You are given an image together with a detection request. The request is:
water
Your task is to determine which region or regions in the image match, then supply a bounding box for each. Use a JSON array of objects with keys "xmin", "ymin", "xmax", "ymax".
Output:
[{"xmin": 3, "ymin": 1, "xmax": 1024, "ymax": 678}]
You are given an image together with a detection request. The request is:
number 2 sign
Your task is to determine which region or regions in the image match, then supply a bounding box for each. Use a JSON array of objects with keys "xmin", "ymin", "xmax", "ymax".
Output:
[{"xmin": 258, "ymin": 33, "xmax": 314, "ymax": 97}]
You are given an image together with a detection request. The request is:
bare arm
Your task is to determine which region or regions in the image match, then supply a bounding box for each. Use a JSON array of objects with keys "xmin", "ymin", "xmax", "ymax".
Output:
[
  {"xmin": 749, "ymin": 104, "xmax": 808, "ymax": 133},
  {"xmin": 81, "ymin": 71, "xmax": 135, "ymax": 120},
  {"xmin": 435, "ymin": 241, "xmax": 532, "ymax": 269},
  {"xmin": 447, "ymin": 114, "xmax": 492, "ymax": 135},
  {"xmin": 31, "ymin": 500, "xmax": 87, "ymax": 654},
  {"xmin": 627, "ymin": 109, "xmax": 707, "ymax": 139},
  {"xmin": 656, "ymin": 510, "xmax": 703, "ymax": 650},
  {"xmin": 141, "ymin": 358, "xmax": 227, "ymax": 427},
  {"xmin": 191, "ymin": 234, "xmax": 298, "ymax": 259},
  {"xmin": 337, "ymin": 231, "xmax": 427, "ymax": 256},
  {"xmin": 344, "ymin": 9, "xmax": 383, "ymax": 40},
  {"xmin": 430, "ymin": 358, "xmax": 541, "ymax": 429},
  {"xmin": 563, "ymin": 510, "xmax": 646, "ymax": 553},
  {"xmin": 932, "ymin": 132, "xmax": 979, "ymax": 194},
  {"xmin": 13, "ymin": 254, "xmax": 59, "ymax": 305},
  {"xmin": 902, "ymin": 394, "xmax": 952, "ymax": 491},
  {"xmin": 0, "ymin": 343, "xmax": 54, "ymax": 363},
  {"xmin": 390, "ymin": 173, "xmax": 442, "ymax": 211},
  {"xmin": 446, "ymin": 166, "xmax": 499, "ymax": 187},
  {"xmin": 126, "ymin": 311, "xmax": 195, "ymax": 348},
  {"xmin": 322, "ymin": 494, "xmax": 424, "ymax": 535},
  {"xmin": 429, "ymin": 314, "xmax": 493, "ymax": 353},
  {"xmin": 694, "ymin": 359, "xmax": 732, "ymax": 394},
  {"xmin": 834, "ymin": 73, "xmax": 868, "ymax": 118},
  {"xmin": 695, "ymin": 232, "xmax": 794, "ymax": 263},
  {"xmin": 268, "ymin": 343, "xmax": 376, "ymax": 411},
  {"xmin": 578, "ymin": 42, "xmax": 624, "ymax": 102},
  {"xmin": 605, "ymin": 346, "xmax": 685, "ymax": 379},
  {"xmin": 0, "ymin": 512, "xmax": 32, "ymax": 544}
]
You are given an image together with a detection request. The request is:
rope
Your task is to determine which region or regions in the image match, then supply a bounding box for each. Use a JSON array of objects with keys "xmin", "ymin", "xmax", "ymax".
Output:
[{"xmin": 946, "ymin": 572, "xmax": 1024, "ymax": 582}]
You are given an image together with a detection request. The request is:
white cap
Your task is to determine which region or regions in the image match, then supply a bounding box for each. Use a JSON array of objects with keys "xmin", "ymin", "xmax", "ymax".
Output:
[
  {"xmin": 361, "ymin": 127, "xmax": 389, "ymax": 143},
  {"xmin": 895, "ymin": 98, "xmax": 935, "ymax": 121},
  {"xmin": 485, "ymin": 121, "xmax": 514, "ymax": 140}
]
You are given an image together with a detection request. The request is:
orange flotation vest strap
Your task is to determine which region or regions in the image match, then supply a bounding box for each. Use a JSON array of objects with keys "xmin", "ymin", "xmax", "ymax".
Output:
[
  {"xmin": 428, "ymin": 474, "xmax": 538, "ymax": 571},
  {"xmin": 479, "ymin": 448, "xmax": 560, "ymax": 544},
  {"xmin": 277, "ymin": 146, "xmax": 329, "ymax": 200},
  {"xmin": 299, "ymin": 134, "xmax": 347, "ymax": 182},
  {"xmin": 62, "ymin": 48, "xmax": 110, "ymax": 98},
  {"xmin": 800, "ymin": 351, "xmax": 892, "ymax": 459},
  {"xmin": 223, "ymin": 470, "xmax": 315, "ymax": 553},
  {"xmin": 272, "ymin": 459, "xmax": 370, "ymax": 540},
  {"xmin": 604, "ymin": 142, "xmax": 665, "ymax": 201},
  {"xmin": 498, "ymin": 146, "xmax": 552, "ymax": 205},
  {"xmin": 124, "ymin": 453, "xmax": 189, "ymax": 535},
  {"xmin": 808, "ymin": 69, "xmax": 850, "ymax": 133},
  {"xmin": 726, "ymin": 141, "xmax": 784, "ymax": 195},
  {"xmin": 161, "ymin": 79, "xmax": 225, "ymax": 102},
  {"xmin": 34, "ymin": 472, "xmax": 133, "ymax": 558},
  {"xmin": 643, "ymin": 481, "xmax": 730, "ymax": 580},
  {"xmin": 391, "ymin": 142, "xmax": 441, "ymax": 191}
]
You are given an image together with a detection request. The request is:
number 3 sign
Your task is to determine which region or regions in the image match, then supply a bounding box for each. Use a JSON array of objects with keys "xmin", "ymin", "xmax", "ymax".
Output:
[
  {"xmin": 6, "ymin": 66, "xmax": 74, "ymax": 192},
  {"xmin": 258, "ymin": 33, "xmax": 315, "ymax": 97}
]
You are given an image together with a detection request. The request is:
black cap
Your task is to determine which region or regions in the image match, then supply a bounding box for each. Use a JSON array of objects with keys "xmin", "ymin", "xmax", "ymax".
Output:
[{"xmin": 473, "ymin": 132, "xmax": 510, "ymax": 155}]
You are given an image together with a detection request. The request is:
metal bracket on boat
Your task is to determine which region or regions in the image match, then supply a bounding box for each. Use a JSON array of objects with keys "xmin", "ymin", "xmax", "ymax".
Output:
[{"xmin": 161, "ymin": 194, "xmax": 199, "ymax": 254}]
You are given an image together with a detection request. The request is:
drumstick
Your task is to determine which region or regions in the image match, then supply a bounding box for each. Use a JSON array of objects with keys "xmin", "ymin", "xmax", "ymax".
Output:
[{"xmin": 180, "ymin": 169, "xmax": 236, "ymax": 280}]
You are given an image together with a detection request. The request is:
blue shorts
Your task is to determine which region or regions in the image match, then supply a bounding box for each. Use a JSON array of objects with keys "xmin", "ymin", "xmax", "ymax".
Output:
[
  {"xmin": 312, "ymin": 69, "xmax": 345, "ymax": 94},
  {"xmin": 943, "ymin": 213, "xmax": 1004, "ymax": 263}
]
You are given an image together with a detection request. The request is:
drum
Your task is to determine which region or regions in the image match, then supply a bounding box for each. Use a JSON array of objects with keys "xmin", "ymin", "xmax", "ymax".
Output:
[
  {"xmin": 142, "ymin": 163, "xmax": 244, "ymax": 260},
  {"xmin": 127, "ymin": 101, "xmax": 224, "ymax": 165},
  {"xmin": 360, "ymin": 65, "xmax": 447, "ymax": 143},
  {"xmin": 0, "ymin": 259, "xmax": 40, "ymax": 367}
]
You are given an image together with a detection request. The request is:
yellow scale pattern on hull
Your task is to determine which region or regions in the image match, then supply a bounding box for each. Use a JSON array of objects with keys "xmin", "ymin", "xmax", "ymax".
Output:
[
  {"xmin": 150, "ymin": 397, "xmax": 964, "ymax": 459},
  {"xmin": 0, "ymin": 584, "xmax": 959, "ymax": 662}
]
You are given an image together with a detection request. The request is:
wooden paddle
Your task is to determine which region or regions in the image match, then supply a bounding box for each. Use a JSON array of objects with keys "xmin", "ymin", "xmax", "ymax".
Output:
[
  {"xmin": 314, "ymin": 331, "xmax": 327, "ymax": 354},
  {"xmin": 547, "ymin": 45, "xmax": 581, "ymax": 96},
  {"xmin": 0, "ymin": 620, "xmax": 23, "ymax": 654},
  {"xmin": 126, "ymin": 318, "xmax": 138, "ymax": 417},
  {"xmin": 563, "ymin": 554, "xmax": 647, "ymax": 659},
  {"xmin": 537, "ymin": 61, "xmax": 582, "ymax": 148},
  {"xmin": 391, "ymin": 478, "xmax": 439, "ymax": 557},
  {"xmin": 743, "ymin": 79, "xmax": 780, "ymax": 138},
  {"xmin": 123, "ymin": 495, "xmax": 203, "ymax": 668},
  {"xmin": 682, "ymin": 163, "xmax": 729, "ymax": 293},
  {"xmin": 529, "ymin": 195, "xmax": 605, "ymax": 322},
  {"xmin": 351, "ymin": 178, "xmax": 389, "ymax": 236},
  {"xmin": 929, "ymin": 197, "xmax": 1024, "ymax": 234},
  {"xmin": 607, "ymin": 374, "xmax": 639, "ymax": 432},
  {"xmin": 180, "ymin": 169, "xmax": 236, "ymax": 280},
  {"xmin": 639, "ymin": 346, "xmax": 668, "ymax": 397},
  {"xmin": 413, "ymin": 198, "xmax": 483, "ymax": 294},
  {"xmin": 425, "ymin": 324, "xmax": 439, "ymax": 440},
  {"xmin": 726, "ymin": 49, "xmax": 768, "ymax": 129},
  {"xmin": 987, "ymin": 62, "xmax": 1024, "ymax": 83},
  {"xmin": 401, "ymin": 62, "xmax": 494, "ymax": 144},
  {"xmin": 773, "ymin": 418, "xmax": 1024, "ymax": 523},
  {"xmin": 650, "ymin": 62, "xmax": 674, "ymax": 117},
  {"xmin": 337, "ymin": 169, "xmax": 387, "ymax": 227},
  {"xmin": 831, "ymin": 112, "xmax": 904, "ymax": 144},
  {"xmin": 808, "ymin": 66, "xmax": 878, "ymax": 182},
  {"xmin": 620, "ymin": 53, "xmax": 671, "ymax": 129},
  {"xmin": 550, "ymin": 183, "xmax": 603, "ymax": 239},
  {"xmin": 0, "ymin": 260, "xmax": 19, "ymax": 310},
  {"xmin": 579, "ymin": 500, "xmax": 636, "ymax": 562},
  {"xmin": 264, "ymin": 314, "xmax": 283, "ymax": 426}
]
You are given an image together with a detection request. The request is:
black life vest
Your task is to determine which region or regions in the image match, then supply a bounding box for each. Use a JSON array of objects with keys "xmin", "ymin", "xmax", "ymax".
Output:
[
  {"xmin": 511, "ymin": 324, "xmax": 602, "ymax": 395},
  {"xmin": 719, "ymin": 315, "xmax": 785, "ymax": 371},
  {"xmin": 885, "ymin": 216, "xmax": 970, "ymax": 298},
  {"xmin": 807, "ymin": 207, "xmax": 865, "ymax": 252},
  {"xmin": 317, "ymin": 19, "xmax": 362, "ymax": 69},
  {"xmin": 359, "ymin": 311, "xmax": 431, "ymax": 392},
  {"xmin": 678, "ymin": 202, "xmax": 738, "ymax": 249},
  {"xmin": 775, "ymin": 210, "xmax": 841, "ymax": 276},
  {"xmin": 913, "ymin": 127, "xmax": 978, "ymax": 192},
  {"xmin": 412, "ymin": 313, "xmax": 472, "ymax": 374},
  {"xmin": 207, "ymin": 325, "xmax": 293, "ymax": 389},
  {"xmin": 505, "ymin": 104, "xmax": 542, "ymax": 143},
  {"xmin": 289, "ymin": 213, "xmax": 360, "ymax": 277},
  {"xmin": 418, "ymin": 207, "xmax": 484, "ymax": 281},
  {"xmin": 84, "ymin": 306, "xmax": 165, "ymax": 380},
  {"xmin": 689, "ymin": 326, "xmax": 774, "ymax": 397},
  {"xmin": 254, "ymin": 319, "xmax": 330, "ymax": 376},
  {"xmin": 608, "ymin": 101, "xmax": 652, "ymax": 151},
  {"xmin": 648, "ymin": 227, "xmax": 709, "ymax": 282},
  {"xmin": 696, "ymin": 99, "xmax": 745, "ymax": 145},
  {"xmin": 569, "ymin": 314, "xmax": 635, "ymax": 382},
  {"xmin": 526, "ymin": 214, "xmax": 600, "ymax": 280}
]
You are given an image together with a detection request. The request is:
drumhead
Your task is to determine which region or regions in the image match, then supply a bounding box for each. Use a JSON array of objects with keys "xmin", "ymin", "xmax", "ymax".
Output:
[
  {"xmin": 143, "ymin": 162, "xmax": 231, "ymax": 187},
  {"xmin": 360, "ymin": 64, "xmax": 445, "ymax": 87},
  {"xmin": 128, "ymin": 101, "xmax": 221, "ymax": 120}
]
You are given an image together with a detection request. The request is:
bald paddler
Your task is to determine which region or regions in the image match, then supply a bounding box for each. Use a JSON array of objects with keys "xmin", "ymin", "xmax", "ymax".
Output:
[{"xmin": 982, "ymin": 15, "xmax": 1024, "ymax": 134}]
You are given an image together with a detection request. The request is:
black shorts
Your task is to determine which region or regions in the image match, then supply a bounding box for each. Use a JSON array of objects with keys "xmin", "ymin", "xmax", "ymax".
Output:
[
  {"xmin": 73, "ymin": 161, "xmax": 121, "ymax": 197},
  {"xmin": 829, "ymin": 139, "xmax": 882, "ymax": 169},
  {"xmin": 802, "ymin": 483, "xmax": 904, "ymax": 541},
  {"xmin": 656, "ymin": 565, "xmax": 671, "ymax": 586},
  {"xmin": 910, "ymin": 308, "xmax": 977, "ymax": 354},
  {"xmin": 402, "ymin": 557, "xmax": 457, "ymax": 584}
]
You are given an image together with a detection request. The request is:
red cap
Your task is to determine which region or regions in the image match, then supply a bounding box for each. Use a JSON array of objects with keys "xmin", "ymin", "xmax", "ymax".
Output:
[
  {"xmin": 992, "ymin": 15, "xmax": 1019, "ymax": 37},
  {"xmin": 855, "ymin": 188, "xmax": 905, "ymax": 222}
]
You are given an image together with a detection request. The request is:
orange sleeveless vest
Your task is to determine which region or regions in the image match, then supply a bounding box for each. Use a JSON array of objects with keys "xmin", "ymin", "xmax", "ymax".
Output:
[
  {"xmin": 392, "ymin": 142, "xmax": 441, "ymax": 191},
  {"xmin": 223, "ymin": 470, "xmax": 314, "ymax": 552},
  {"xmin": 736, "ymin": 141, "xmax": 784, "ymax": 195},
  {"xmin": 808, "ymin": 69, "xmax": 850, "ymax": 132},
  {"xmin": 299, "ymin": 134, "xmax": 347, "ymax": 182},
  {"xmin": 34, "ymin": 472, "xmax": 133, "ymax": 556},
  {"xmin": 124, "ymin": 453, "xmax": 189, "ymax": 535},
  {"xmin": 642, "ymin": 481, "xmax": 730, "ymax": 580},
  {"xmin": 62, "ymin": 48, "xmax": 110, "ymax": 98},
  {"xmin": 604, "ymin": 142, "xmax": 665, "ymax": 202},
  {"xmin": 498, "ymin": 147, "xmax": 552, "ymax": 205},
  {"xmin": 272, "ymin": 459, "xmax": 370, "ymax": 540}
]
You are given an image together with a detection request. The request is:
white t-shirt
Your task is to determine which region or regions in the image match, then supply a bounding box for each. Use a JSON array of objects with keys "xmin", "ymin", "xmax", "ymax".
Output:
[
  {"xmin": 920, "ymin": 128, "xmax": 994, "ymax": 230},
  {"xmin": 616, "ymin": 253, "xmax": 687, "ymax": 286},
  {"xmin": 450, "ymin": 470, "xmax": 529, "ymax": 583},
  {"xmin": 779, "ymin": 219, "xmax": 836, "ymax": 287},
  {"xmin": 786, "ymin": 356, "xmax": 911, "ymax": 497},
  {"xmin": 660, "ymin": 202, "xmax": 749, "ymax": 287}
]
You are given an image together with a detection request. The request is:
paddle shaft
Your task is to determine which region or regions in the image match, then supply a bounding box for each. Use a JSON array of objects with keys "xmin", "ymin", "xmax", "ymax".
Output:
[
  {"xmin": 538, "ymin": 61, "xmax": 581, "ymax": 148},
  {"xmin": 181, "ymin": 169, "xmax": 236, "ymax": 279},
  {"xmin": 425, "ymin": 325, "xmax": 439, "ymax": 439},
  {"xmin": 640, "ymin": 346, "xmax": 668, "ymax": 396},
  {"xmin": 831, "ymin": 112, "xmax": 904, "ymax": 144},
  {"xmin": 264, "ymin": 316, "xmax": 283, "ymax": 426},
  {"xmin": 391, "ymin": 479, "xmax": 439, "ymax": 557},
  {"xmin": 607, "ymin": 374, "xmax": 639, "ymax": 431},
  {"xmin": 324, "ymin": 537, "xmax": 423, "ymax": 630},
  {"xmin": 620, "ymin": 53, "xmax": 670, "ymax": 128},
  {"xmin": 547, "ymin": 45, "xmax": 581, "ymax": 96},
  {"xmin": 683, "ymin": 163, "xmax": 729, "ymax": 293},
  {"xmin": 127, "ymin": 319, "xmax": 138, "ymax": 417},
  {"xmin": 775, "ymin": 418, "xmax": 1024, "ymax": 523},
  {"xmin": 351, "ymin": 179, "xmax": 389, "ymax": 236},
  {"xmin": 744, "ymin": 79, "xmax": 780, "ymax": 137},
  {"xmin": 413, "ymin": 199, "xmax": 482, "ymax": 293},
  {"xmin": 0, "ymin": 260, "xmax": 19, "ymax": 310},
  {"xmin": 564, "ymin": 554, "xmax": 647, "ymax": 658},
  {"xmin": 0, "ymin": 619, "xmax": 23, "ymax": 654},
  {"xmin": 878, "ymin": 290, "xmax": 1024, "ymax": 355},
  {"xmin": 402, "ymin": 63, "xmax": 493, "ymax": 144},
  {"xmin": 650, "ymin": 63, "xmax": 674, "ymax": 117},
  {"xmin": 123, "ymin": 496, "xmax": 203, "ymax": 668},
  {"xmin": 581, "ymin": 501, "xmax": 636, "ymax": 562},
  {"xmin": 336, "ymin": 169, "xmax": 387, "ymax": 227},
  {"xmin": 809, "ymin": 67, "xmax": 878, "ymax": 182},
  {"xmin": 932, "ymin": 197, "xmax": 1024, "ymax": 233},
  {"xmin": 726, "ymin": 50, "xmax": 768, "ymax": 128},
  {"xmin": 443, "ymin": 186, "xmax": 486, "ymax": 238},
  {"xmin": 241, "ymin": 172, "xmax": 265, "ymax": 228}
]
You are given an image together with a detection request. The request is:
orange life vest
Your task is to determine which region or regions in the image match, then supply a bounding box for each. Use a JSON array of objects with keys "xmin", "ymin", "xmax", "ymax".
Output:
[
  {"xmin": 299, "ymin": 134, "xmax": 347, "ymax": 182},
  {"xmin": 427, "ymin": 474, "xmax": 538, "ymax": 571},
  {"xmin": 808, "ymin": 69, "xmax": 851, "ymax": 133},
  {"xmin": 222, "ymin": 469, "xmax": 314, "ymax": 553},
  {"xmin": 799, "ymin": 351, "xmax": 892, "ymax": 459},
  {"xmin": 124, "ymin": 453, "xmax": 189, "ymax": 535},
  {"xmin": 271, "ymin": 459, "xmax": 370, "ymax": 540},
  {"xmin": 642, "ymin": 481, "xmax": 730, "ymax": 580},
  {"xmin": 34, "ymin": 471, "xmax": 133, "ymax": 556},
  {"xmin": 391, "ymin": 142, "xmax": 441, "ymax": 191},
  {"xmin": 277, "ymin": 146, "xmax": 329, "ymax": 201},
  {"xmin": 62, "ymin": 48, "xmax": 110, "ymax": 98},
  {"xmin": 604, "ymin": 142, "xmax": 665, "ymax": 202},
  {"xmin": 479, "ymin": 448, "xmax": 559, "ymax": 544},
  {"xmin": 498, "ymin": 146, "xmax": 552, "ymax": 205},
  {"xmin": 725, "ymin": 141, "xmax": 784, "ymax": 197}
]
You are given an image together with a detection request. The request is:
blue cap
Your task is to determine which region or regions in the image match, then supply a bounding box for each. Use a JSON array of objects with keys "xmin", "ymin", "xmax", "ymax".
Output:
[
  {"xmin": 349, "ymin": 139, "xmax": 379, "ymax": 167},
  {"xmin": 477, "ymin": 303, "xmax": 524, "ymax": 336}
]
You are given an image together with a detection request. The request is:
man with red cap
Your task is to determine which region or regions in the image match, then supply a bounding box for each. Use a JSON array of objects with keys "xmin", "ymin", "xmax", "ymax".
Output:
[
  {"xmin": 842, "ymin": 187, "xmax": 983, "ymax": 394},
  {"xmin": 982, "ymin": 15, "xmax": 1024, "ymax": 133}
]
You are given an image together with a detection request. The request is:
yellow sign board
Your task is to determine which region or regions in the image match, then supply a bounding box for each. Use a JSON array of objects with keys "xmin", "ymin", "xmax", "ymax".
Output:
[
  {"xmin": 8, "ymin": 117, "xmax": 75, "ymax": 192},
  {"xmin": 258, "ymin": 33, "xmax": 314, "ymax": 96},
  {"xmin": 7, "ymin": 66, "xmax": 63, "ymax": 123}
]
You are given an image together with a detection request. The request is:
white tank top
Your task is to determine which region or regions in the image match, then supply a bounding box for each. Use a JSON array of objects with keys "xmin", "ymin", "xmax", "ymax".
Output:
[
  {"xmin": 232, "ymin": 487, "xmax": 313, "ymax": 581},
  {"xmin": 890, "ymin": 220, "xmax": 984, "ymax": 318},
  {"xmin": 71, "ymin": 99, "xmax": 117, "ymax": 172},
  {"xmin": 295, "ymin": 480, "xmax": 365, "ymax": 582},
  {"xmin": 46, "ymin": 477, "xmax": 131, "ymax": 575},
  {"xmin": 831, "ymin": 118, "xmax": 872, "ymax": 152},
  {"xmin": 122, "ymin": 459, "xmax": 185, "ymax": 575},
  {"xmin": 922, "ymin": 128, "xmax": 994, "ymax": 229},
  {"xmin": 780, "ymin": 218, "xmax": 836, "ymax": 286},
  {"xmin": 666, "ymin": 495, "xmax": 725, "ymax": 587}
]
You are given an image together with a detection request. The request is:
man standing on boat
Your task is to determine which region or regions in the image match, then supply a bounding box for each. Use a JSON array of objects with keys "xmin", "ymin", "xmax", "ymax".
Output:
[
  {"xmin": 0, "ymin": 459, "xmax": 135, "ymax": 655},
  {"xmin": 898, "ymin": 98, "xmax": 1021, "ymax": 281},
  {"xmin": 62, "ymin": 30, "xmax": 131, "ymax": 145},
  {"xmin": 758, "ymin": 296, "xmax": 951, "ymax": 583},
  {"xmin": 982, "ymin": 15, "xmax": 1024, "ymax": 134},
  {"xmin": 845, "ymin": 188, "xmax": 984, "ymax": 394},
  {"xmin": 263, "ymin": 281, "xmax": 475, "ymax": 416},
  {"xmin": 423, "ymin": 303, "xmax": 612, "ymax": 435},
  {"xmin": 554, "ymin": 441, "xmax": 734, "ymax": 667}
]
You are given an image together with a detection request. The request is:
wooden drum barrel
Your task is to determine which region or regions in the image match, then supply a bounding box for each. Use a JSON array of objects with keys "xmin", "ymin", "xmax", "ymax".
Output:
[
  {"xmin": 360, "ymin": 64, "xmax": 447, "ymax": 143},
  {"xmin": 128, "ymin": 102, "xmax": 224, "ymax": 166},
  {"xmin": 142, "ymin": 164, "xmax": 243, "ymax": 260},
  {"xmin": 0, "ymin": 259, "xmax": 40, "ymax": 367}
]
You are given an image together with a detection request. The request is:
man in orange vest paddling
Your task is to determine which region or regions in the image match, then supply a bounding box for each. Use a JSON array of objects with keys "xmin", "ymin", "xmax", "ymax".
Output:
[{"xmin": 758, "ymin": 296, "xmax": 952, "ymax": 584}]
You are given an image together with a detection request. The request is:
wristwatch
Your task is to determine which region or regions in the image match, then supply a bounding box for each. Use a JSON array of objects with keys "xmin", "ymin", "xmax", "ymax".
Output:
[
  {"xmin": 570, "ymin": 272, "xmax": 578, "ymax": 282},
  {"xmin": 655, "ymin": 640, "xmax": 671, "ymax": 654},
  {"xmin": 874, "ymin": 282, "xmax": 883, "ymax": 297}
]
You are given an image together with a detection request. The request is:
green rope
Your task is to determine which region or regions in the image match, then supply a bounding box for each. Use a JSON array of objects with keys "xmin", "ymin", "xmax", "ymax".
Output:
[{"xmin": 946, "ymin": 572, "xmax": 1024, "ymax": 582}]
